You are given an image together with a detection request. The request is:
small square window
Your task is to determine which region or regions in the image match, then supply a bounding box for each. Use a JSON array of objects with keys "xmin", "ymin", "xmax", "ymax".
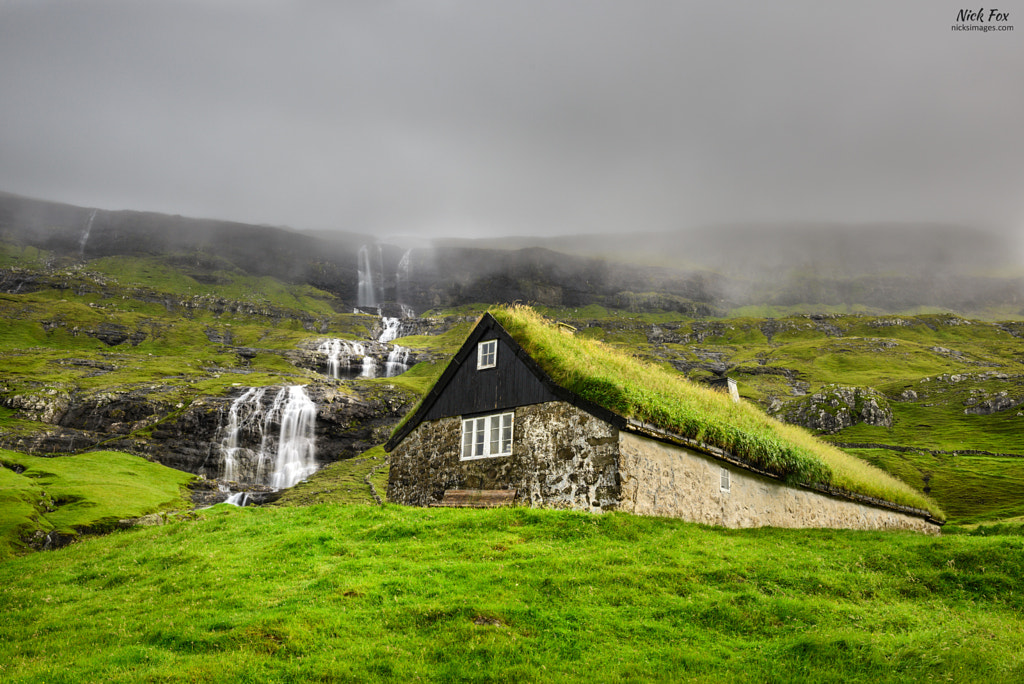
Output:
[
  {"xmin": 720, "ymin": 467, "xmax": 731, "ymax": 493},
  {"xmin": 477, "ymin": 340, "xmax": 497, "ymax": 369}
]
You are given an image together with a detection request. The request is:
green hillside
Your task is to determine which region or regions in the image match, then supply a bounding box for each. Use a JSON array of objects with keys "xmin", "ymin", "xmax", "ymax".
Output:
[
  {"xmin": 0, "ymin": 449, "xmax": 194, "ymax": 560},
  {"xmin": 2, "ymin": 236, "xmax": 1022, "ymax": 524},
  {"xmin": 2, "ymin": 223, "xmax": 1024, "ymax": 682}
]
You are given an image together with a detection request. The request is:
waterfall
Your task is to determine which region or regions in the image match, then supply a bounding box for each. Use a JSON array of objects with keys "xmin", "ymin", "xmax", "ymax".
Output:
[
  {"xmin": 319, "ymin": 339, "xmax": 342, "ymax": 378},
  {"xmin": 378, "ymin": 316, "xmax": 402, "ymax": 343},
  {"xmin": 225, "ymin": 491, "xmax": 251, "ymax": 507},
  {"xmin": 218, "ymin": 386, "xmax": 318, "ymax": 489},
  {"xmin": 385, "ymin": 345, "xmax": 411, "ymax": 377},
  {"xmin": 79, "ymin": 209, "xmax": 97, "ymax": 254},
  {"xmin": 360, "ymin": 354, "xmax": 377, "ymax": 378},
  {"xmin": 318, "ymin": 339, "xmax": 376, "ymax": 379},
  {"xmin": 357, "ymin": 244, "xmax": 384, "ymax": 308},
  {"xmin": 219, "ymin": 387, "xmax": 266, "ymax": 482},
  {"xmin": 270, "ymin": 386, "xmax": 317, "ymax": 490},
  {"xmin": 397, "ymin": 248, "xmax": 413, "ymax": 281},
  {"xmin": 396, "ymin": 248, "xmax": 413, "ymax": 304}
]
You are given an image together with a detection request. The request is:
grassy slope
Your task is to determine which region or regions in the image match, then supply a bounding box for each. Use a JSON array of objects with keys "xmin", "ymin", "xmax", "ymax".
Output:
[
  {"xmin": 0, "ymin": 449, "xmax": 194, "ymax": 560},
  {"xmin": 491, "ymin": 306, "xmax": 941, "ymax": 517},
  {"xmin": 271, "ymin": 446, "xmax": 388, "ymax": 507},
  {"xmin": 850, "ymin": 448, "xmax": 1024, "ymax": 525},
  {"xmin": 1, "ymin": 505, "xmax": 1022, "ymax": 683},
  {"xmin": 0, "ymin": 244, "xmax": 386, "ymax": 447}
]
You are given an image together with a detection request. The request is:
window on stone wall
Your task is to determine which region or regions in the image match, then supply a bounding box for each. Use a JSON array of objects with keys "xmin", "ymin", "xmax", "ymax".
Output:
[
  {"xmin": 720, "ymin": 467, "xmax": 731, "ymax": 493},
  {"xmin": 477, "ymin": 339, "xmax": 497, "ymax": 369},
  {"xmin": 461, "ymin": 411, "xmax": 513, "ymax": 459}
]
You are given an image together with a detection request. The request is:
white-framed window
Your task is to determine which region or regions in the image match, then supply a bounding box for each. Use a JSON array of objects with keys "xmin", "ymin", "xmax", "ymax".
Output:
[
  {"xmin": 477, "ymin": 339, "xmax": 497, "ymax": 369},
  {"xmin": 461, "ymin": 411, "xmax": 514, "ymax": 460},
  {"xmin": 720, "ymin": 467, "xmax": 731, "ymax": 493}
]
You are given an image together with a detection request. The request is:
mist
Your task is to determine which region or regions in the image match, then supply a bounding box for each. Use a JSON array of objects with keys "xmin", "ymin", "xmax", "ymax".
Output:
[{"xmin": 0, "ymin": 1, "xmax": 1022, "ymax": 243}]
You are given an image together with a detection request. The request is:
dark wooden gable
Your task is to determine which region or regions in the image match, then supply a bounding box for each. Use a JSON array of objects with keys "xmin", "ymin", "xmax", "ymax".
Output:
[
  {"xmin": 422, "ymin": 325, "xmax": 557, "ymax": 421},
  {"xmin": 385, "ymin": 312, "xmax": 624, "ymax": 451}
]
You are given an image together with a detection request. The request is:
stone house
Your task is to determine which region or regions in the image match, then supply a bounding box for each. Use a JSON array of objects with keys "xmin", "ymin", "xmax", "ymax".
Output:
[{"xmin": 385, "ymin": 313, "xmax": 941, "ymax": 533}]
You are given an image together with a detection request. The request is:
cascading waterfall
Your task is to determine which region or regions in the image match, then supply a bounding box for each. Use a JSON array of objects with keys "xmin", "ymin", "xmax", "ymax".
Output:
[
  {"xmin": 225, "ymin": 491, "xmax": 252, "ymax": 507},
  {"xmin": 385, "ymin": 345, "xmax": 411, "ymax": 377},
  {"xmin": 360, "ymin": 354, "xmax": 377, "ymax": 378},
  {"xmin": 318, "ymin": 339, "xmax": 376, "ymax": 379},
  {"xmin": 319, "ymin": 339, "xmax": 343, "ymax": 378},
  {"xmin": 378, "ymin": 316, "xmax": 402, "ymax": 343},
  {"xmin": 220, "ymin": 386, "xmax": 265, "ymax": 483},
  {"xmin": 79, "ymin": 209, "xmax": 97, "ymax": 254},
  {"xmin": 269, "ymin": 386, "xmax": 317, "ymax": 490},
  {"xmin": 218, "ymin": 386, "xmax": 318, "ymax": 490}
]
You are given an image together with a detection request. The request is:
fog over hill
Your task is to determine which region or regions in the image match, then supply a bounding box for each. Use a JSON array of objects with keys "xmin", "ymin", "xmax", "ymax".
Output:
[{"xmin": 2, "ymin": 191, "xmax": 1022, "ymax": 317}]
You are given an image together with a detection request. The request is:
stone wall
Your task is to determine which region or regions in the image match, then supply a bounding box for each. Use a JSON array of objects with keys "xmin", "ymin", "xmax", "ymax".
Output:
[
  {"xmin": 617, "ymin": 432, "xmax": 939, "ymax": 534},
  {"xmin": 387, "ymin": 401, "xmax": 620, "ymax": 511}
]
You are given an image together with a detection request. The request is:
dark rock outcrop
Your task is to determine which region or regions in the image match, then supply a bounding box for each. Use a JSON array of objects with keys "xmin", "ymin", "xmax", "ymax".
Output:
[
  {"xmin": 145, "ymin": 382, "xmax": 415, "ymax": 481},
  {"xmin": 0, "ymin": 380, "xmax": 416, "ymax": 486},
  {"xmin": 778, "ymin": 385, "xmax": 893, "ymax": 434},
  {"xmin": 964, "ymin": 393, "xmax": 1024, "ymax": 415}
]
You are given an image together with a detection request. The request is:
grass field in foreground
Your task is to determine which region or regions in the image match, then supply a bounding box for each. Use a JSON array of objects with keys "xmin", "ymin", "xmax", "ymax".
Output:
[{"xmin": 1, "ymin": 505, "xmax": 1022, "ymax": 683}]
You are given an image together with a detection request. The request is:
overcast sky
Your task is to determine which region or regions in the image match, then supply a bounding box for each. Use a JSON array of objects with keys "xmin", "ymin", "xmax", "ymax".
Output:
[{"xmin": 1, "ymin": 1, "xmax": 1022, "ymax": 240}]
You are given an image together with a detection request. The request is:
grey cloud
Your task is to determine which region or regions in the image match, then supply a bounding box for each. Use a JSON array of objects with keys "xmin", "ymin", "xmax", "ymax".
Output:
[{"xmin": 0, "ymin": 1, "xmax": 1021, "ymax": 241}]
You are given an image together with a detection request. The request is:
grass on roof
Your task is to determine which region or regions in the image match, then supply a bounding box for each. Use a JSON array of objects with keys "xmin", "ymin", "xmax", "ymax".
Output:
[{"xmin": 490, "ymin": 306, "xmax": 943, "ymax": 519}]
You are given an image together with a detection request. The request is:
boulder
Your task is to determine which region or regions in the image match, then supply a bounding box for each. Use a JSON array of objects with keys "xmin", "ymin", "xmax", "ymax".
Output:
[{"xmin": 778, "ymin": 385, "xmax": 893, "ymax": 434}]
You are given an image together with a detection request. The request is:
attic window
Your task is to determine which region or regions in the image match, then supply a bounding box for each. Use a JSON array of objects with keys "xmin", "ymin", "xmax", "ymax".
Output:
[
  {"xmin": 477, "ymin": 340, "xmax": 497, "ymax": 369},
  {"xmin": 720, "ymin": 467, "xmax": 731, "ymax": 493},
  {"xmin": 461, "ymin": 412, "xmax": 513, "ymax": 459}
]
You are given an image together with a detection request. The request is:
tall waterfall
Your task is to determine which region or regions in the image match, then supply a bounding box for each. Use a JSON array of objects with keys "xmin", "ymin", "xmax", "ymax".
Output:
[
  {"xmin": 79, "ymin": 209, "xmax": 97, "ymax": 254},
  {"xmin": 218, "ymin": 386, "xmax": 318, "ymax": 489},
  {"xmin": 357, "ymin": 244, "xmax": 384, "ymax": 308},
  {"xmin": 396, "ymin": 248, "xmax": 413, "ymax": 305}
]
